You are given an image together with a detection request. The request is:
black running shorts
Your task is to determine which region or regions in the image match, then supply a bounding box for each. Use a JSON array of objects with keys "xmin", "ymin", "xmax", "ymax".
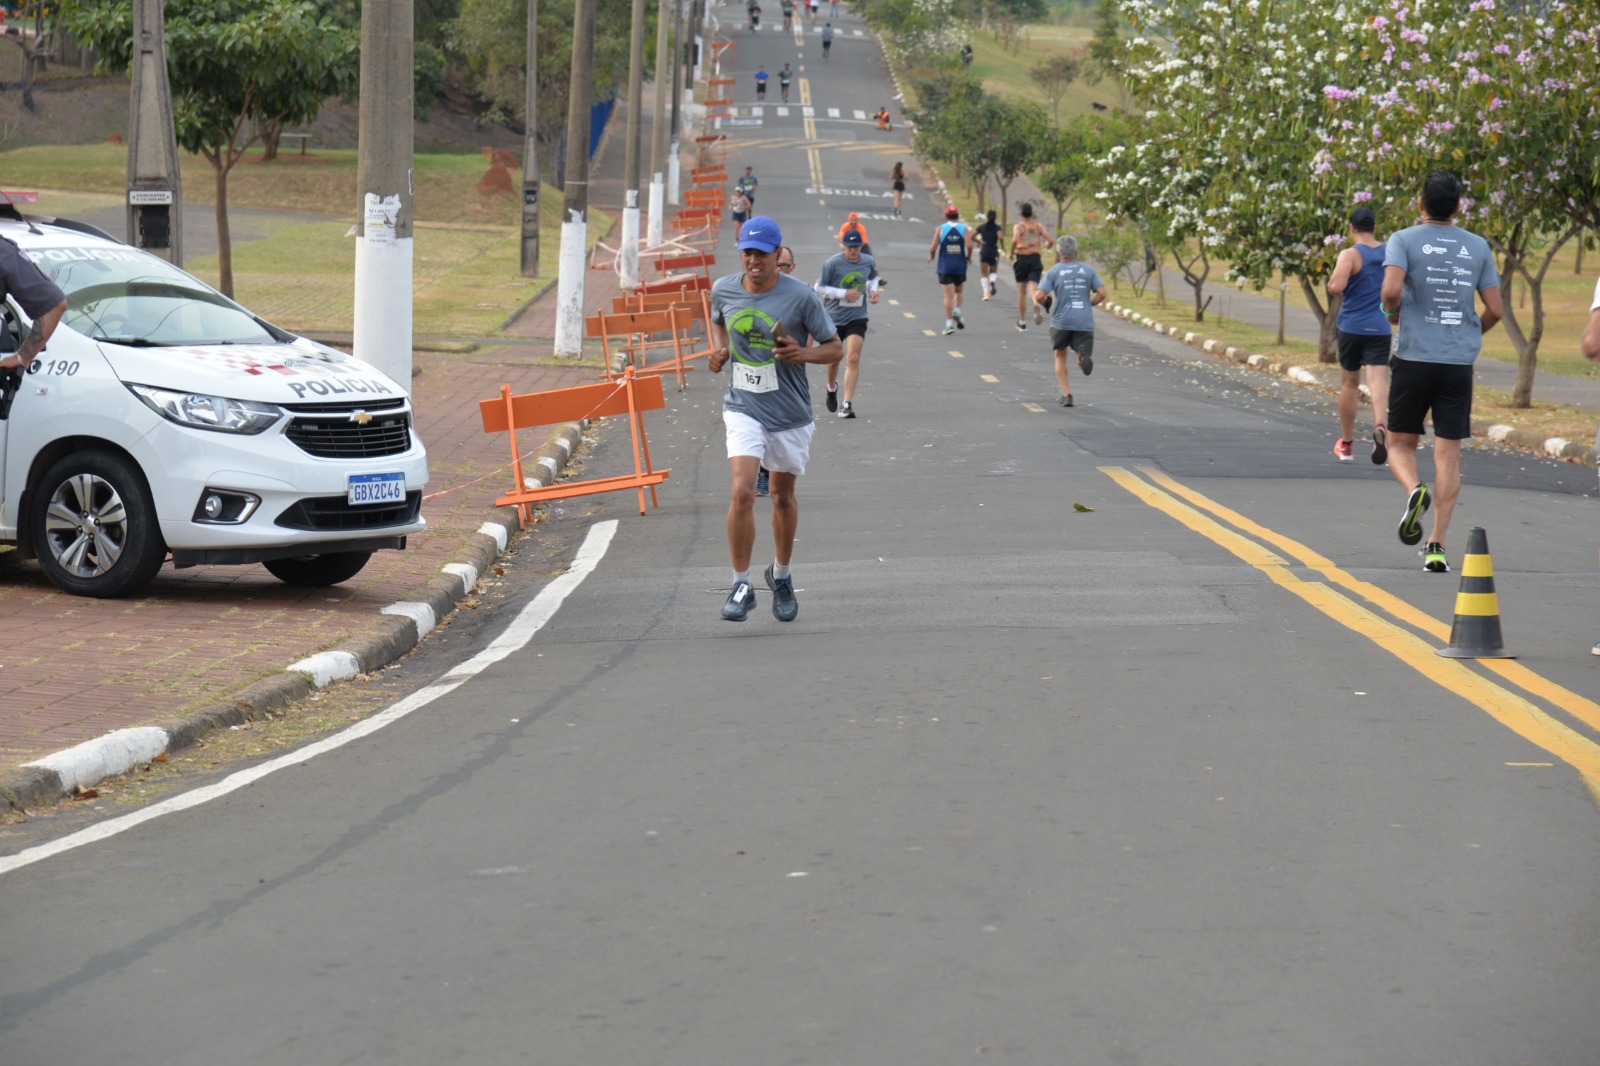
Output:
[
  {"xmin": 937, "ymin": 272, "xmax": 967, "ymax": 286},
  {"xmin": 1388, "ymin": 356, "xmax": 1474, "ymax": 440},
  {"xmin": 1013, "ymin": 254, "xmax": 1043, "ymax": 284},
  {"xmin": 835, "ymin": 319, "xmax": 868, "ymax": 340},
  {"xmin": 1337, "ymin": 330, "xmax": 1391, "ymax": 371},
  {"xmin": 1049, "ymin": 328, "xmax": 1094, "ymax": 358}
]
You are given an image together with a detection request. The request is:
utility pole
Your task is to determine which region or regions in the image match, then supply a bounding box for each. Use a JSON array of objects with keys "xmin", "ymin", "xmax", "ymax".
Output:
[
  {"xmin": 667, "ymin": 0, "xmax": 683, "ymax": 206},
  {"xmin": 621, "ymin": 0, "xmax": 648, "ymax": 289},
  {"xmin": 553, "ymin": 0, "xmax": 596, "ymax": 358},
  {"xmin": 520, "ymin": 0, "xmax": 539, "ymax": 277},
  {"xmin": 354, "ymin": 0, "xmax": 415, "ymax": 391},
  {"xmin": 647, "ymin": 0, "xmax": 670, "ymax": 248},
  {"xmin": 126, "ymin": 0, "xmax": 182, "ymax": 265}
]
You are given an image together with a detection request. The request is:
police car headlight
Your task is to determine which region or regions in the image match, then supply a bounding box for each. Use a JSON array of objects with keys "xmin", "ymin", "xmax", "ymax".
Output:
[{"xmin": 128, "ymin": 383, "xmax": 283, "ymax": 434}]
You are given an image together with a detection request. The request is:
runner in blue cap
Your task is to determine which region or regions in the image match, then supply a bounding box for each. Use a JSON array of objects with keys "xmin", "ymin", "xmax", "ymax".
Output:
[{"xmin": 707, "ymin": 217, "xmax": 843, "ymax": 622}]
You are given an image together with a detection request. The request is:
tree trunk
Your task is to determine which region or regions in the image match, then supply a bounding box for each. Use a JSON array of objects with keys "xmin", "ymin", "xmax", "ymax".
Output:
[
  {"xmin": 215, "ymin": 162, "xmax": 234, "ymax": 298},
  {"xmin": 1501, "ymin": 227, "xmax": 1577, "ymax": 408},
  {"xmin": 996, "ymin": 177, "xmax": 1011, "ymax": 227},
  {"xmin": 259, "ymin": 117, "xmax": 284, "ymax": 161},
  {"xmin": 1298, "ymin": 276, "xmax": 1338, "ymax": 363},
  {"xmin": 1173, "ymin": 242, "xmax": 1210, "ymax": 321}
]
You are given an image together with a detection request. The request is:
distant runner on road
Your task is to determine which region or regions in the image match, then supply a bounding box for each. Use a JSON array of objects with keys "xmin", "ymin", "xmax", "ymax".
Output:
[
  {"xmin": 1326, "ymin": 204, "xmax": 1393, "ymax": 465},
  {"xmin": 821, "ymin": 22, "xmax": 833, "ymax": 58},
  {"xmin": 928, "ymin": 205, "xmax": 970, "ymax": 336},
  {"xmin": 815, "ymin": 228, "xmax": 880, "ymax": 420},
  {"xmin": 974, "ymin": 209, "xmax": 1003, "ymax": 300},
  {"xmin": 1034, "ymin": 234, "xmax": 1106, "ymax": 408},
  {"xmin": 1011, "ymin": 202, "xmax": 1053, "ymax": 331}
]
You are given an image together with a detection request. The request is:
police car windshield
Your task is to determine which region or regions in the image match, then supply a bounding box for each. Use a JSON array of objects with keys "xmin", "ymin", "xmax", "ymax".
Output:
[{"xmin": 29, "ymin": 244, "xmax": 280, "ymax": 345}]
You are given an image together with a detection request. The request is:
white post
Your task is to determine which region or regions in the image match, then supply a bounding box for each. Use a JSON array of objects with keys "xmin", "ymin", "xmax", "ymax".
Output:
[
  {"xmin": 648, "ymin": 173, "xmax": 665, "ymax": 246},
  {"xmin": 668, "ymin": 140, "xmax": 681, "ymax": 205},
  {"xmin": 620, "ymin": 189, "xmax": 641, "ymax": 289},
  {"xmin": 553, "ymin": 210, "xmax": 588, "ymax": 357},
  {"xmin": 354, "ymin": 198, "xmax": 414, "ymax": 392}
]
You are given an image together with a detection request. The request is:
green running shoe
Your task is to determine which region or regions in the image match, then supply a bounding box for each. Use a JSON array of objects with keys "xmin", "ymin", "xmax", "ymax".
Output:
[
  {"xmin": 1423, "ymin": 541, "xmax": 1449, "ymax": 573},
  {"xmin": 1398, "ymin": 483, "xmax": 1430, "ymax": 545}
]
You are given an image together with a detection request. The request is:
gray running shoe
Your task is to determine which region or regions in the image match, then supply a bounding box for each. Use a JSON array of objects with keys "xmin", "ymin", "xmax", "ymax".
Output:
[
  {"xmin": 721, "ymin": 581, "xmax": 756, "ymax": 621},
  {"xmin": 764, "ymin": 564, "xmax": 798, "ymax": 621}
]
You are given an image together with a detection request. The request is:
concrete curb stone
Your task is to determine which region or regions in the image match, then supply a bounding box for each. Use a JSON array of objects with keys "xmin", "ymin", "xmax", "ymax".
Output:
[
  {"xmin": 1105, "ymin": 301, "xmax": 1599, "ymax": 470},
  {"xmin": 0, "ymin": 419, "xmax": 590, "ymax": 814}
]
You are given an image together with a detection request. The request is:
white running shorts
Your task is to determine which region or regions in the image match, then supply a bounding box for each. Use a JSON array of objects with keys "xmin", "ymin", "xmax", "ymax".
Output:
[{"xmin": 723, "ymin": 410, "xmax": 815, "ymax": 475}]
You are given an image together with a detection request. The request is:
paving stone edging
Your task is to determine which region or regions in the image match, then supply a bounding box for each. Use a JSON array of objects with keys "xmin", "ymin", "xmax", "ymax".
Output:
[
  {"xmin": 1104, "ymin": 302, "xmax": 1599, "ymax": 469},
  {"xmin": 0, "ymin": 421, "xmax": 591, "ymax": 814}
]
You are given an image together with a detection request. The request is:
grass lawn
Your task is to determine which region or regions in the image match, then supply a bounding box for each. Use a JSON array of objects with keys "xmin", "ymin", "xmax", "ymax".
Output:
[{"xmin": 0, "ymin": 144, "xmax": 614, "ymax": 338}]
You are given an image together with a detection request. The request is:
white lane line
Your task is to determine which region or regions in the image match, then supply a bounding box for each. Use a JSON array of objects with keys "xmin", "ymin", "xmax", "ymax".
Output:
[{"xmin": 0, "ymin": 520, "xmax": 621, "ymax": 877}]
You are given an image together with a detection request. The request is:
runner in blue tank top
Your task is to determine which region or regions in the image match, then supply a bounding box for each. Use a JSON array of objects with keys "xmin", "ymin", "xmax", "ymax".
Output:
[
  {"xmin": 1326, "ymin": 205, "xmax": 1393, "ymax": 465},
  {"xmin": 927, "ymin": 205, "xmax": 970, "ymax": 335}
]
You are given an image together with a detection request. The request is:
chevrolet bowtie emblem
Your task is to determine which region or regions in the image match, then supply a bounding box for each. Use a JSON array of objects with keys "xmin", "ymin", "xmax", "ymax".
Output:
[{"xmin": 350, "ymin": 410, "xmax": 373, "ymax": 425}]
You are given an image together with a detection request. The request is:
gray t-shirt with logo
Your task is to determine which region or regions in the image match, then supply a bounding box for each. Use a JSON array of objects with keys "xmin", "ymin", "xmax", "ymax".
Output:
[
  {"xmin": 814, "ymin": 251, "xmax": 878, "ymax": 325},
  {"xmin": 1039, "ymin": 260, "xmax": 1103, "ymax": 332},
  {"xmin": 1384, "ymin": 222, "xmax": 1499, "ymax": 366},
  {"xmin": 711, "ymin": 271, "xmax": 838, "ymax": 431}
]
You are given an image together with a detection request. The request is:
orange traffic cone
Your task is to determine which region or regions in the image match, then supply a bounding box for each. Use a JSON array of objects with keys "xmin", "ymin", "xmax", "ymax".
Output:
[{"xmin": 1437, "ymin": 526, "xmax": 1514, "ymax": 659}]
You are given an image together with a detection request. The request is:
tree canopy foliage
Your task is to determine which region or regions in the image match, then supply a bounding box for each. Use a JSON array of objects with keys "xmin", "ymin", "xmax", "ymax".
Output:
[{"xmin": 64, "ymin": 0, "xmax": 360, "ymax": 296}]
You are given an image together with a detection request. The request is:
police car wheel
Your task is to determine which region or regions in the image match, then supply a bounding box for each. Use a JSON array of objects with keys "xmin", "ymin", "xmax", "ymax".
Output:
[
  {"xmin": 263, "ymin": 551, "xmax": 373, "ymax": 587},
  {"xmin": 33, "ymin": 450, "xmax": 167, "ymax": 598}
]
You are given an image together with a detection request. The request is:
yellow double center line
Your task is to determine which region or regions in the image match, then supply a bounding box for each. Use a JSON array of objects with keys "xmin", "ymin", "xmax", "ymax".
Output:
[
  {"xmin": 1103, "ymin": 465, "xmax": 1600, "ymax": 795},
  {"xmin": 799, "ymin": 78, "xmax": 822, "ymax": 189}
]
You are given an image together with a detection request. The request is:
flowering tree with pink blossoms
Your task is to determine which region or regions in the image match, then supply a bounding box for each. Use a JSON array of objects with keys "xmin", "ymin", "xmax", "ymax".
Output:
[
  {"xmin": 1095, "ymin": 0, "xmax": 1415, "ymax": 351},
  {"xmin": 1317, "ymin": 0, "xmax": 1600, "ymax": 406}
]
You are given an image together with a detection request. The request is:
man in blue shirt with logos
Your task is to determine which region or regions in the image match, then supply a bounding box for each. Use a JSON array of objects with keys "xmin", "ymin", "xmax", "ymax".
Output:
[
  {"xmin": 1380, "ymin": 171, "xmax": 1504, "ymax": 574},
  {"xmin": 1033, "ymin": 235, "xmax": 1105, "ymax": 408},
  {"xmin": 708, "ymin": 216, "xmax": 842, "ymax": 622}
]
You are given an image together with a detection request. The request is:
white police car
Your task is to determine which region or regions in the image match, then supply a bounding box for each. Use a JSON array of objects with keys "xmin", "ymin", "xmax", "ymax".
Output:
[{"xmin": 0, "ymin": 209, "xmax": 428, "ymax": 597}]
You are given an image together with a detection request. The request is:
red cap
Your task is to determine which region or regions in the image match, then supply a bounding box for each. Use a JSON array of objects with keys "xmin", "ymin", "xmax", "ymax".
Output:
[{"xmin": 944, "ymin": 205, "xmax": 959, "ymax": 218}]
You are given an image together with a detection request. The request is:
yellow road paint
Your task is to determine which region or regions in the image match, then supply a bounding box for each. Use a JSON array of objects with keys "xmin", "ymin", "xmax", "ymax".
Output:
[
  {"xmin": 1023, "ymin": 403, "xmax": 1046, "ymax": 413},
  {"xmin": 800, "ymin": 79, "xmax": 811, "ymax": 106},
  {"xmin": 888, "ymin": 299, "xmax": 900, "ymax": 305},
  {"xmin": 902, "ymin": 311, "xmax": 916, "ymax": 318},
  {"xmin": 949, "ymin": 350, "xmax": 964, "ymax": 358},
  {"xmin": 1506, "ymin": 762, "xmax": 1555, "ymax": 767},
  {"xmin": 1104, "ymin": 466, "xmax": 1600, "ymax": 788},
  {"xmin": 1134, "ymin": 466, "xmax": 1600, "ymax": 739},
  {"xmin": 922, "ymin": 329, "xmax": 935, "ymax": 336},
  {"xmin": 980, "ymin": 374, "xmax": 999, "ymax": 383}
]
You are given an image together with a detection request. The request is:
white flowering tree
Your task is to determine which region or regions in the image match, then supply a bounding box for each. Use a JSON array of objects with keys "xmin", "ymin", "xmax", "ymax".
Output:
[
  {"xmin": 1095, "ymin": 0, "xmax": 1415, "ymax": 351},
  {"xmin": 1317, "ymin": 0, "xmax": 1600, "ymax": 407}
]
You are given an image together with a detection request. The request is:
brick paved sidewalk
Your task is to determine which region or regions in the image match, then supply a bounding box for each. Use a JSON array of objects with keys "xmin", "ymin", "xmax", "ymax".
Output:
[
  {"xmin": 0, "ymin": 343, "xmax": 595, "ymax": 776},
  {"xmin": 0, "ymin": 81, "xmax": 717, "ymax": 791}
]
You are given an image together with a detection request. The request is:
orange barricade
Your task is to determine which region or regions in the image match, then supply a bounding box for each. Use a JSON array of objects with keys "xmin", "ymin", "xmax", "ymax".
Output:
[
  {"xmin": 479, "ymin": 371, "xmax": 668, "ymax": 523},
  {"xmin": 640, "ymin": 273, "xmax": 712, "ymax": 296},
  {"xmin": 656, "ymin": 252, "xmax": 716, "ymax": 277},
  {"xmin": 585, "ymin": 307, "xmax": 708, "ymax": 392},
  {"xmin": 684, "ymin": 189, "xmax": 723, "ymax": 208},
  {"xmin": 613, "ymin": 286, "xmax": 714, "ymax": 343}
]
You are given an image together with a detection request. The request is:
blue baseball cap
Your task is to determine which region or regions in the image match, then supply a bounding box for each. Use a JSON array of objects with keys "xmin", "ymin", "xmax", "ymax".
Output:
[
  {"xmin": 736, "ymin": 216, "xmax": 783, "ymax": 253},
  {"xmin": 841, "ymin": 230, "xmax": 864, "ymax": 247}
]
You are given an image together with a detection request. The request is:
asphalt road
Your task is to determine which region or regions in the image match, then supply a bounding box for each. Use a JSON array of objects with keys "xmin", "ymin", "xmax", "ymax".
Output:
[{"xmin": 4, "ymin": 8, "xmax": 1600, "ymax": 1063}]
